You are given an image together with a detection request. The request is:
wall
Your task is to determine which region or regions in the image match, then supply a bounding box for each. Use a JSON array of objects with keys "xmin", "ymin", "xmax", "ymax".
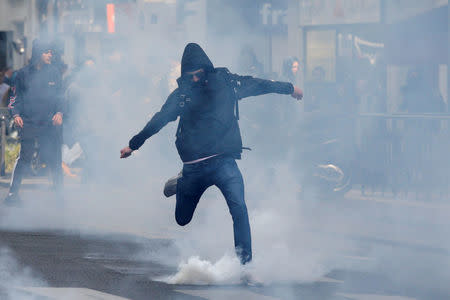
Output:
[{"xmin": 0, "ymin": 0, "xmax": 40, "ymax": 69}]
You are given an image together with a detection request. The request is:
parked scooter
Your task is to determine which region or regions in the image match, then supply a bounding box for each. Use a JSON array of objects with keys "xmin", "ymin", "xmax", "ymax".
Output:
[{"xmin": 298, "ymin": 113, "xmax": 354, "ymax": 199}]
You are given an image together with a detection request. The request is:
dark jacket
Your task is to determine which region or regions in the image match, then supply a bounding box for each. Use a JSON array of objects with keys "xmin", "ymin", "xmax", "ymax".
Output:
[
  {"xmin": 9, "ymin": 64, "xmax": 64, "ymax": 126},
  {"xmin": 129, "ymin": 43, "xmax": 294, "ymax": 162},
  {"xmin": 9, "ymin": 39, "xmax": 64, "ymax": 126}
]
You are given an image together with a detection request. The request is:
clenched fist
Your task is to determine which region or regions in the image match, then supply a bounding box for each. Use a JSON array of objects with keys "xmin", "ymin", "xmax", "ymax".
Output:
[
  {"xmin": 120, "ymin": 146, "xmax": 133, "ymax": 159},
  {"xmin": 52, "ymin": 113, "xmax": 63, "ymax": 126},
  {"xmin": 291, "ymin": 86, "xmax": 303, "ymax": 100}
]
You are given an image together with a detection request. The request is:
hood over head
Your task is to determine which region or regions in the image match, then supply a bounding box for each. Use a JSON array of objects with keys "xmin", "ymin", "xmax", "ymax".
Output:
[
  {"xmin": 181, "ymin": 43, "xmax": 214, "ymax": 74},
  {"xmin": 30, "ymin": 38, "xmax": 54, "ymax": 65}
]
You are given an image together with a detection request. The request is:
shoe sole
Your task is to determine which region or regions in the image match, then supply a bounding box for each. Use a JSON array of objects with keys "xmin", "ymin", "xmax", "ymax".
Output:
[{"xmin": 163, "ymin": 174, "xmax": 181, "ymax": 198}]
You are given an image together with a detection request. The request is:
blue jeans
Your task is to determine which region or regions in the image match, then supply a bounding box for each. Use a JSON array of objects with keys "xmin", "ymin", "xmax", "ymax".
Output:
[{"xmin": 175, "ymin": 155, "xmax": 252, "ymax": 264}]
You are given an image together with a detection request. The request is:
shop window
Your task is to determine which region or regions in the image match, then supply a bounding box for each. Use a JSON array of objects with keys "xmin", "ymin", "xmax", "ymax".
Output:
[{"xmin": 306, "ymin": 30, "xmax": 336, "ymax": 82}]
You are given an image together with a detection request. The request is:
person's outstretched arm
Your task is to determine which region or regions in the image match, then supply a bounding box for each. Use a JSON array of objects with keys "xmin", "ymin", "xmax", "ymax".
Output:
[
  {"xmin": 120, "ymin": 90, "xmax": 181, "ymax": 158},
  {"xmin": 232, "ymin": 74, "xmax": 303, "ymax": 100}
]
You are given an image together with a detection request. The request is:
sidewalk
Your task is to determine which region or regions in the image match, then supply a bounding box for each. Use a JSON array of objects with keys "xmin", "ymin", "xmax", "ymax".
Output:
[{"xmin": 0, "ymin": 172, "xmax": 81, "ymax": 188}]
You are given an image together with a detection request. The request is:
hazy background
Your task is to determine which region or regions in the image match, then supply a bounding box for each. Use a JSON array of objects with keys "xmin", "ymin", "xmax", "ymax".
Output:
[{"xmin": 0, "ymin": 0, "xmax": 449, "ymax": 296}]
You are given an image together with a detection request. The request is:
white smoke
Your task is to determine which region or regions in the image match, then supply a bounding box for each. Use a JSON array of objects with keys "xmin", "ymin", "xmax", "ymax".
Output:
[
  {"xmin": 1, "ymin": 2, "xmax": 448, "ymax": 296},
  {"xmin": 0, "ymin": 247, "xmax": 46, "ymax": 300},
  {"xmin": 156, "ymin": 162, "xmax": 344, "ymax": 285},
  {"xmin": 161, "ymin": 255, "xmax": 241, "ymax": 285}
]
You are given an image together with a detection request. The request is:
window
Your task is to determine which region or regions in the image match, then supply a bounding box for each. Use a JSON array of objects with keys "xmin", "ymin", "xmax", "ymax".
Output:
[{"xmin": 306, "ymin": 30, "xmax": 336, "ymax": 82}]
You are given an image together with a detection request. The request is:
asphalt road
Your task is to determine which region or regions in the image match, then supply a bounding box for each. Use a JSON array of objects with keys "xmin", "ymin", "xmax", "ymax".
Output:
[{"xmin": 0, "ymin": 177, "xmax": 449, "ymax": 300}]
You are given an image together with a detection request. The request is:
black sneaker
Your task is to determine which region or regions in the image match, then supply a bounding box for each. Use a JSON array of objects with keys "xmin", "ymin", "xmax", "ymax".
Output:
[
  {"xmin": 163, "ymin": 172, "xmax": 182, "ymax": 198},
  {"xmin": 4, "ymin": 192, "xmax": 21, "ymax": 206}
]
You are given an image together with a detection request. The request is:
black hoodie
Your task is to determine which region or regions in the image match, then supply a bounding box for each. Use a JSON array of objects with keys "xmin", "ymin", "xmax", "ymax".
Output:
[
  {"xmin": 9, "ymin": 39, "xmax": 64, "ymax": 126},
  {"xmin": 129, "ymin": 43, "xmax": 294, "ymax": 162},
  {"xmin": 180, "ymin": 43, "xmax": 214, "ymax": 74},
  {"xmin": 30, "ymin": 39, "xmax": 54, "ymax": 66}
]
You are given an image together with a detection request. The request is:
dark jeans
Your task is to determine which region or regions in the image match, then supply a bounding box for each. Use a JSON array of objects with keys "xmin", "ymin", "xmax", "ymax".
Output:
[
  {"xmin": 10, "ymin": 126, "xmax": 62, "ymax": 194},
  {"xmin": 176, "ymin": 155, "xmax": 252, "ymax": 264}
]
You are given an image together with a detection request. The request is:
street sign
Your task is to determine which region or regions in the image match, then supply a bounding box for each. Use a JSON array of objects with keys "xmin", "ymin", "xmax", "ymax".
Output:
[{"xmin": 299, "ymin": 0, "xmax": 380, "ymax": 26}]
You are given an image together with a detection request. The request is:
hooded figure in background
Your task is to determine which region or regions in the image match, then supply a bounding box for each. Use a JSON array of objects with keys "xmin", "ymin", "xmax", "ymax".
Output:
[
  {"xmin": 120, "ymin": 43, "xmax": 303, "ymax": 267},
  {"xmin": 4, "ymin": 38, "xmax": 64, "ymax": 205}
]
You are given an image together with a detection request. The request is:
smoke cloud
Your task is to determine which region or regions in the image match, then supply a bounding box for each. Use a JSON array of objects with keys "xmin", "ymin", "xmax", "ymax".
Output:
[
  {"xmin": 0, "ymin": 1, "xmax": 448, "ymax": 296},
  {"xmin": 0, "ymin": 247, "xmax": 46, "ymax": 300}
]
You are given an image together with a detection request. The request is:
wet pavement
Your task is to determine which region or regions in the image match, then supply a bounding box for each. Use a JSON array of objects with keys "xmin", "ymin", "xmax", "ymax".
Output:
[
  {"xmin": 0, "ymin": 227, "xmax": 448, "ymax": 300},
  {"xmin": 0, "ymin": 230, "xmax": 347, "ymax": 300},
  {"xmin": 0, "ymin": 178, "xmax": 449, "ymax": 299}
]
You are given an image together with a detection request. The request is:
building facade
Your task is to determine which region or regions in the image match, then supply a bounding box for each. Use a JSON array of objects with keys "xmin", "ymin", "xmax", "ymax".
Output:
[{"xmin": 287, "ymin": 0, "xmax": 448, "ymax": 112}]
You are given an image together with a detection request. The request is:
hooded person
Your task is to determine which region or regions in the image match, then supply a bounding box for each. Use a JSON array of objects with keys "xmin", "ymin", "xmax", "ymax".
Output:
[
  {"xmin": 4, "ymin": 38, "xmax": 64, "ymax": 205},
  {"xmin": 120, "ymin": 43, "xmax": 303, "ymax": 267}
]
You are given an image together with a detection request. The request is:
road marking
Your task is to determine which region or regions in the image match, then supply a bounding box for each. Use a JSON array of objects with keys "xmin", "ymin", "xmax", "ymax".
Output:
[
  {"xmin": 18, "ymin": 287, "xmax": 130, "ymax": 300},
  {"xmin": 176, "ymin": 289, "xmax": 280, "ymax": 300},
  {"xmin": 340, "ymin": 255, "xmax": 374, "ymax": 261},
  {"xmin": 317, "ymin": 276, "xmax": 344, "ymax": 283},
  {"xmin": 345, "ymin": 191, "xmax": 450, "ymax": 211},
  {"xmin": 337, "ymin": 293, "xmax": 417, "ymax": 300}
]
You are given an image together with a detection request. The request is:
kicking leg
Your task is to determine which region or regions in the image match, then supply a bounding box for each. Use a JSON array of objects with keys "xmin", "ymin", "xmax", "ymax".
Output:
[{"xmin": 175, "ymin": 164, "xmax": 209, "ymax": 226}]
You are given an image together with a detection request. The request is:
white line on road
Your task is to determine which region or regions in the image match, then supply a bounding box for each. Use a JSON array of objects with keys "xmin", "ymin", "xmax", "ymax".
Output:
[
  {"xmin": 337, "ymin": 293, "xmax": 417, "ymax": 300},
  {"xmin": 176, "ymin": 288, "xmax": 281, "ymax": 300},
  {"xmin": 17, "ymin": 287, "xmax": 131, "ymax": 300}
]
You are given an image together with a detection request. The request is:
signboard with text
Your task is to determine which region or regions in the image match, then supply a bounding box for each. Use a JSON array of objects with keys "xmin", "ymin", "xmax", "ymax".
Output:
[
  {"xmin": 386, "ymin": 0, "xmax": 448, "ymax": 23},
  {"xmin": 207, "ymin": 0, "xmax": 288, "ymax": 34},
  {"xmin": 299, "ymin": 0, "xmax": 380, "ymax": 26}
]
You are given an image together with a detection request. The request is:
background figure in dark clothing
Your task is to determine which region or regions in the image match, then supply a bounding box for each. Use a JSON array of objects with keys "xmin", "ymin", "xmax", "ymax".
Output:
[
  {"xmin": 259, "ymin": 56, "xmax": 302, "ymax": 156},
  {"xmin": 120, "ymin": 43, "xmax": 303, "ymax": 266},
  {"xmin": 236, "ymin": 45, "xmax": 264, "ymax": 78},
  {"xmin": 304, "ymin": 66, "xmax": 327, "ymax": 112},
  {"xmin": 63, "ymin": 57, "xmax": 98, "ymax": 180},
  {"xmin": 397, "ymin": 68, "xmax": 446, "ymax": 194},
  {"xmin": 1, "ymin": 66, "xmax": 15, "ymax": 87},
  {"xmin": 0, "ymin": 68, "xmax": 11, "ymax": 107},
  {"xmin": 399, "ymin": 68, "xmax": 446, "ymax": 141},
  {"xmin": 399, "ymin": 68, "xmax": 446, "ymax": 114},
  {"xmin": 2, "ymin": 66, "xmax": 18, "ymax": 108},
  {"xmin": 64, "ymin": 56, "xmax": 96, "ymax": 146},
  {"xmin": 280, "ymin": 57, "xmax": 300, "ymax": 86},
  {"xmin": 4, "ymin": 39, "xmax": 64, "ymax": 204}
]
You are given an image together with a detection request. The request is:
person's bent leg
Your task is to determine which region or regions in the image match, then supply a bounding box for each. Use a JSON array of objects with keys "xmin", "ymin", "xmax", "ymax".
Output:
[
  {"xmin": 175, "ymin": 165, "xmax": 209, "ymax": 226},
  {"xmin": 215, "ymin": 158, "xmax": 252, "ymax": 264}
]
